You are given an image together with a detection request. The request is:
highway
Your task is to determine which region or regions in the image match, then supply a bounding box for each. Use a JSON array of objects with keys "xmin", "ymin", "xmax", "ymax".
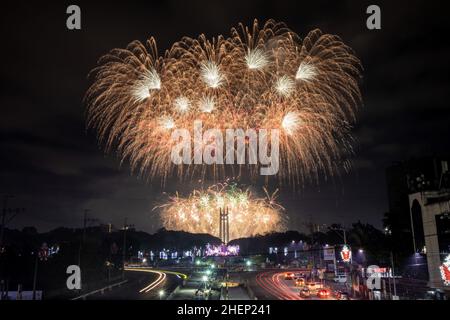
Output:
[
  {"xmin": 252, "ymin": 270, "xmax": 338, "ymax": 300},
  {"xmin": 86, "ymin": 267, "xmax": 186, "ymax": 300}
]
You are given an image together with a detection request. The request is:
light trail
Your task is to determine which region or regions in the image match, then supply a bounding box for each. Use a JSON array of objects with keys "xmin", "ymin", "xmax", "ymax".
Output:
[
  {"xmin": 124, "ymin": 267, "xmax": 188, "ymax": 293},
  {"xmin": 256, "ymin": 270, "xmax": 313, "ymax": 300},
  {"xmin": 139, "ymin": 271, "xmax": 166, "ymax": 293},
  {"xmin": 256, "ymin": 270, "xmax": 339, "ymax": 300},
  {"xmin": 256, "ymin": 271, "xmax": 296, "ymax": 300}
]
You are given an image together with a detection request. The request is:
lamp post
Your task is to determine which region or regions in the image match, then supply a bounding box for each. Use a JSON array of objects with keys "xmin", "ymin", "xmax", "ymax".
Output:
[{"xmin": 202, "ymin": 275, "xmax": 209, "ymax": 295}]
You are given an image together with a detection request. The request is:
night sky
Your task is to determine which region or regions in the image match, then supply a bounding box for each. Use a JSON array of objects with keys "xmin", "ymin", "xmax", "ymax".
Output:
[{"xmin": 1, "ymin": 1, "xmax": 449, "ymax": 233}]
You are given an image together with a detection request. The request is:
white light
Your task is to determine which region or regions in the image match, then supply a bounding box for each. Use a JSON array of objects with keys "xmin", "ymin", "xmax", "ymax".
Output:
[
  {"xmin": 245, "ymin": 48, "xmax": 269, "ymax": 70},
  {"xmin": 159, "ymin": 290, "xmax": 165, "ymax": 296},
  {"xmin": 174, "ymin": 96, "xmax": 190, "ymax": 113},
  {"xmin": 200, "ymin": 61, "xmax": 224, "ymax": 88},
  {"xmin": 275, "ymin": 76, "xmax": 295, "ymax": 97},
  {"xmin": 295, "ymin": 61, "xmax": 316, "ymax": 81},
  {"xmin": 282, "ymin": 111, "xmax": 301, "ymax": 135},
  {"xmin": 202, "ymin": 275, "xmax": 208, "ymax": 282},
  {"xmin": 199, "ymin": 96, "xmax": 215, "ymax": 113},
  {"xmin": 159, "ymin": 116, "xmax": 175, "ymax": 130},
  {"xmin": 133, "ymin": 68, "xmax": 161, "ymax": 102}
]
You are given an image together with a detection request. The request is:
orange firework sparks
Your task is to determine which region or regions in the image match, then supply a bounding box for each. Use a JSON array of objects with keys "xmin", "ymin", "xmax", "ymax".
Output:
[
  {"xmin": 155, "ymin": 183, "xmax": 286, "ymax": 240},
  {"xmin": 86, "ymin": 19, "xmax": 362, "ymax": 186}
]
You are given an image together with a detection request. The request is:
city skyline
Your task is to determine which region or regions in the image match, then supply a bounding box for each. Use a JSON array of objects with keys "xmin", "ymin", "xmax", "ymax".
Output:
[{"xmin": 1, "ymin": 1, "xmax": 449, "ymax": 235}]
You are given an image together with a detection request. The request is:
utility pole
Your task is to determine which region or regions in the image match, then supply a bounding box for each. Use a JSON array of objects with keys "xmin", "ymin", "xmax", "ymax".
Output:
[
  {"xmin": 328, "ymin": 224, "xmax": 347, "ymax": 244},
  {"xmin": 77, "ymin": 209, "xmax": 97, "ymax": 290},
  {"xmin": 122, "ymin": 218, "xmax": 130, "ymax": 279},
  {"xmin": 1, "ymin": 195, "xmax": 19, "ymax": 249},
  {"xmin": 32, "ymin": 254, "xmax": 39, "ymax": 300},
  {"xmin": 77, "ymin": 209, "xmax": 91, "ymax": 268},
  {"xmin": 390, "ymin": 251, "xmax": 398, "ymax": 299}
]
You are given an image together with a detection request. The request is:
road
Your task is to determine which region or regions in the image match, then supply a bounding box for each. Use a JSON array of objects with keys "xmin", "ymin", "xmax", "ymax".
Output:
[
  {"xmin": 251, "ymin": 270, "xmax": 337, "ymax": 300},
  {"xmin": 86, "ymin": 267, "xmax": 186, "ymax": 300}
]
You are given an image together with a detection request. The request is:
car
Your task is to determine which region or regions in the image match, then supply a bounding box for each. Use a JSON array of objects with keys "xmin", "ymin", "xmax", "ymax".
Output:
[
  {"xmin": 306, "ymin": 282, "xmax": 323, "ymax": 293},
  {"xmin": 335, "ymin": 291, "xmax": 349, "ymax": 300},
  {"xmin": 317, "ymin": 289, "xmax": 331, "ymax": 299},
  {"xmin": 299, "ymin": 288, "xmax": 311, "ymax": 298},
  {"xmin": 295, "ymin": 278, "xmax": 306, "ymax": 287},
  {"xmin": 333, "ymin": 274, "xmax": 347, "ymax": 283},
  {"xmin": 284, "ymin": 272, "xmax": 294, "ymax": 280}
]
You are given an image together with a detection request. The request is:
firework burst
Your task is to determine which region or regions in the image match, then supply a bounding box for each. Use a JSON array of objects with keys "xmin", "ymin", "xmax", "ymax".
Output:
[
  {"xmin": 86, "ymin": 19, "xmax": 362, "ymax": 186},
  {"xmin": 155, "ymin": 184, "xmax": 286, "ymax": 240}
]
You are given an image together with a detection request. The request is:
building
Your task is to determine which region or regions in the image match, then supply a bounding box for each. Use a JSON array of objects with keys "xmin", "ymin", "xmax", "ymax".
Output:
[
  {"xmin": 385, "ymin": 156, "xmax": 450, "ymax": 255},
  {"xmin": 409, "ymin": 190, "xmax": 450, "ymax": 292}
]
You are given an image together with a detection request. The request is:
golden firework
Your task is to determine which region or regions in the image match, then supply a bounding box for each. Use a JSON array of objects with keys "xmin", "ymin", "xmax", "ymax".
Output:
[
  {"xmin": 155, "ymin": 184, "xmax": 286, "ymax": 240},
  {"xmin": 86, "ymin": 19, "xmax": 362, "ymax": 186}
]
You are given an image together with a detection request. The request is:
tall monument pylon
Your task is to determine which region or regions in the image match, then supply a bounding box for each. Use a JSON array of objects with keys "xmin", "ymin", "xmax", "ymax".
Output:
[{"xmin": 219, "ymin": 207, "xmax": 230, "ymax": 245}]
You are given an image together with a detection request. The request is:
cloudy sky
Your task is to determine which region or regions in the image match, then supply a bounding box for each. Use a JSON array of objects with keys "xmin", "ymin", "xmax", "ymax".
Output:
[{"xmin": 1, "ymin": 0, "xmax": 449, "ymax": 233}]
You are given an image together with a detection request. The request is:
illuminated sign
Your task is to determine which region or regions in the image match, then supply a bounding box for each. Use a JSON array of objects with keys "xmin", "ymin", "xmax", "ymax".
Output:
[
  {"xmin": 340, "ymin": 245, "xmax": 352, "ymax": 263},
  {"xmin": 440, "ymin": 254, "xmax": 450, "ymax": 286}
]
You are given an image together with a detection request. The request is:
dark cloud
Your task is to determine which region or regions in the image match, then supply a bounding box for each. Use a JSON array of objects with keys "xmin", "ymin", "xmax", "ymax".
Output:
[{"xmin": 1, "ymin": 0, "xmax": 449, "ymax": 233}]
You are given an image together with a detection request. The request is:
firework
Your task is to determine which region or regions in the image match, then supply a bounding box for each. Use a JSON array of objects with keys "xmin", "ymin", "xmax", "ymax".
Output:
[
  {"xmin": 86, "ymin": 19, "xmax": 362, "ymax": 185},
  {"xmin": 155, "ymin": 184, "xmax": 286, "ymax": 240}
]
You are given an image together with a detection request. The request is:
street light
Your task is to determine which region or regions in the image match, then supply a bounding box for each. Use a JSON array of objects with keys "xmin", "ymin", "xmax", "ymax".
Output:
[
  {"xmin": 358, "ymin": 249, "xmax": 364, "ymax": 254},
  {"xmin": 159, "ymin": 289, "xmax": 165, "ymax": 300},
  {"xmin": 202, "ymin": 275, "xmax": 209, "ymax": 293},
  {"xmin": 246, "ymin": 260, "xmax": 252, "ymax": 267}
]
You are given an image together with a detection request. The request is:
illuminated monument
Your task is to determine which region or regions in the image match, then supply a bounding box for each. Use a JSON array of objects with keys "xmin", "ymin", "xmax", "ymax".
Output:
[
  {"xmin": 219, "ymin": 207, "xmax": 230, "ymax": 245},
  {"xmin": 204, "ymin": 207, "xmax": 239, "ymax": 256}
]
